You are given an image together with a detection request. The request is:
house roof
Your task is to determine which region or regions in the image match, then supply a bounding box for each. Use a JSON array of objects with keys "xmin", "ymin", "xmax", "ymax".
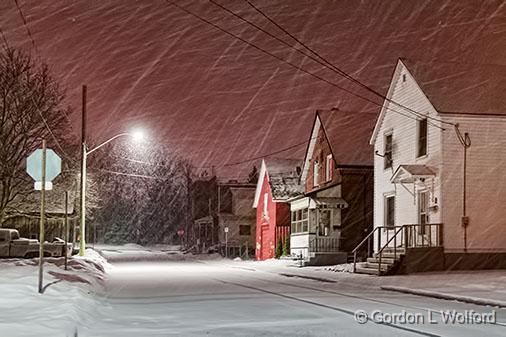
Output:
[
  {"xmin": 317, "ymin": 109, "xmax": 376, "ymax": 167},
  {"xmin": 402, "ymin": 58, "xmax": 506, "ymax": 116},
  {"xmin": 253, "ymin": 158, "xmax": 303, "ymax": 208}
]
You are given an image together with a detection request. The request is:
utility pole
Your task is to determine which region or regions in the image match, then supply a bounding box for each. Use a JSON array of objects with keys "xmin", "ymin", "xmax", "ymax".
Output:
[
  {"xmin": 79, "ymin": 85, "xmax": 87, "ymax": 256},
  {"xmin": 38, "ymin": 139, "xmax": 47, "ymax": 294}
]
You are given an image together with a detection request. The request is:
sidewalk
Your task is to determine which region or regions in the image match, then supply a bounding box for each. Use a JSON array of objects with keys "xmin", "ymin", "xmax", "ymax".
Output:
[
  {"xmin": 381, "ymin": 270, "xmax": 506, "ymax": 308},
  {"xmin": 237, "ymin": 259, "xmax": 506, "ymax": 308}
]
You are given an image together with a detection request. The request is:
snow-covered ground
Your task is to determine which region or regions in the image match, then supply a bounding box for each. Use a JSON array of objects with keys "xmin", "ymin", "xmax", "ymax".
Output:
[{"xmin": 2, "ymin": 248, "xmax": 506, "ymax": 336}]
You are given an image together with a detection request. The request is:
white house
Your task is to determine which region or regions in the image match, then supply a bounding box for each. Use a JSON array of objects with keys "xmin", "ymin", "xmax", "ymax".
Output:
[{"xmin": 358, "ymin": 58, "xmax": 506, "ymax": 274}]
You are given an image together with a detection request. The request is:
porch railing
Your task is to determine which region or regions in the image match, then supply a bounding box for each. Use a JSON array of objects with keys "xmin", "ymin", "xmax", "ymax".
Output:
[
  {"xmin": 309, "ymin": 236, "xmax": 340, "ymax": 253},
  {"xmin": 352, "ymin": 223, "xmax": 443, "ymax": 273}
]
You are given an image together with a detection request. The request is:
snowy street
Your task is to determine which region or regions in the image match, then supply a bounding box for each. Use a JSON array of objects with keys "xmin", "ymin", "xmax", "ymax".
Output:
[
  {"xmin": 79, "ymin": 249, "xmax": 506, "ymax": 337},
  {"xmin": 2, "ymin": 248, "xmax": 506, "ymax": 336}
]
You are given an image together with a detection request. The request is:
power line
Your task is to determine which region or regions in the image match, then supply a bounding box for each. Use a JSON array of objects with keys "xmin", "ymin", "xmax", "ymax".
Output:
[
  {"xmin": 12, "ymin": 0, "xmax": 75, "ymax": 163},
  {"xmin": 243, "ymin": 0, "xmax": 454, "ymax": 127},
  {"xmin": 167, "ymin": 1, "xmax": 444, "ymax": 130}
]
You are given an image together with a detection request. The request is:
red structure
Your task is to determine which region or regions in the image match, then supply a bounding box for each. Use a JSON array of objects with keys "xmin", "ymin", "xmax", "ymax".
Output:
[{"xmin": 253, "ymin": 158, "xmax": 302, "ymax": 260}]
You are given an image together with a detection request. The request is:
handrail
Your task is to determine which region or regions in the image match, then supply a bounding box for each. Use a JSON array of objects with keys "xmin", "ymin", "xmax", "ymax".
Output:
[
  {"xmin": 377, "ymin": 226, "xmax": 404, "ymax": 274},
  {"xmin": 352, "ymin": 225, "xmax": 403, "ymax": 272},
  {"xmin": 353, "ymin": 223, "xmax": 443, "ymax": 275}
]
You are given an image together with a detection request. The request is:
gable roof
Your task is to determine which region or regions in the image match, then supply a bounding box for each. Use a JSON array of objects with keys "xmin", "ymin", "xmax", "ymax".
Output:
[
  {"xmin": 301, "ymin": 109, "xmax": 375, "ymax": 183},
  {"xmin": 402, "ymin": 58, "xmax": 506, "ymax": 116},
  {"xmin": 371, "ymin": 58, "xmax": 506, "ymax": 144},
  {"xmin": 253, "ymin": 158, "xmax": 302, "ymax": 208}
]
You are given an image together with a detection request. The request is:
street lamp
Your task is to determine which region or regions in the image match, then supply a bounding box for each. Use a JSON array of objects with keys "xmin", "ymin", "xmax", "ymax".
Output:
[{"xmin": 78, "ymin": 129, "xmax": 145, "ymax": 256}]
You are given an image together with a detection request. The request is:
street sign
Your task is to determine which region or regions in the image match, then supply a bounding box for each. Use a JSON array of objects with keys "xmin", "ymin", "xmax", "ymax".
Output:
[
  {"xmin": 27, "ymin": 148, "xmax": 61, "ymax": 182},
  {"xmin": 34, "ymin": 181, "xmax": 53, "ymax": 191},
  {"xmin": 177, "ymin": 228, "xmax": 185, "ymax": 237},
  {"xmin": 224, "ymin": 227, "xmax": 229, "ymax": 233}
]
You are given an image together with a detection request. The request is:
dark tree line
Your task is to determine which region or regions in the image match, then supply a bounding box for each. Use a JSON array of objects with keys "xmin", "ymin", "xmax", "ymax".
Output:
[{"xmin": 0, "ymin": 43, "xmax": 73, "ymax": 224}]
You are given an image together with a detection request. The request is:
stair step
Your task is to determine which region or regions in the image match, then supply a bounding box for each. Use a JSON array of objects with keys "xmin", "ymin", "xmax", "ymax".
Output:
[
  {"xmin": 363, "ymin": 262, "xmax": 391, "ymax": 270},
  {"xmin": 367, "ymin": 257, "xmax": 396, "ymax": 264},
  {"xmin": 381, "ymin": 247, "xmax": 405, "ymax": 253},
  {"xmin": 376, "ymin": 252, "xmax": 404, "ymax": 259},
  {"xmin": 354, "ymin": 267, "xmax": 381, "ymax": 275}
]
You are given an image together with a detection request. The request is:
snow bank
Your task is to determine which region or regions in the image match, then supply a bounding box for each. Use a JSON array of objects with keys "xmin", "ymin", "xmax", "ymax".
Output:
[
  {"xmin": 0, "ymin": 256, "xmax": 107, "ymax": 337},
  {"xmin": 324, "ymin": 263, "xmax": 354, "ymax": 273}
]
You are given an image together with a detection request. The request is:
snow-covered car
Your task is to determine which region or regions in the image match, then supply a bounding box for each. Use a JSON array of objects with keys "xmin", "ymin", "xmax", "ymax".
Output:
[{"xmin": 0, "ymin": 228, "xmax": 71, "ymax": 258}]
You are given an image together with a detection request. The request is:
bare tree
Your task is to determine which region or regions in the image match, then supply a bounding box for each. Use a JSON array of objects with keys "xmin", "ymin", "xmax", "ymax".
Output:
[
  {"xmin": 91, "ymin": 141, "xmax": 194, "ymax": 245},
  {"xmin": 0, "ymin": 44, "xmax": 71, "ymax": 223}
]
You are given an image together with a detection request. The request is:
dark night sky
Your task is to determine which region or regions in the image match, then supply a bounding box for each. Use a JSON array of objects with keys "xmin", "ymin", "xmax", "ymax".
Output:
[{"xmin": 2, "ymin": 0, "xmax": 505, "ymax": 179}]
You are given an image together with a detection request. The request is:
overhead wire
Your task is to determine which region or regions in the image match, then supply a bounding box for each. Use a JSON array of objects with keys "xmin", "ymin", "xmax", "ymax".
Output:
[
  {"xmin": 243, "ymin": 0, "xmax": 455, "ymax": 127},
  {"xmin": 166, "ymin": 0, "xmax": 438, "ymax": 130}
]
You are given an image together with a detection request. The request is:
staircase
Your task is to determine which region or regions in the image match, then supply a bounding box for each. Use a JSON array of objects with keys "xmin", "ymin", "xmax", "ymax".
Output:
[
  {"xmin": 354, "ymin": 247, "xmax": 404, "ymax": 275},
  {"xmin": 352, "ymin": 223, "xmax": 443, "ymax": 276}
]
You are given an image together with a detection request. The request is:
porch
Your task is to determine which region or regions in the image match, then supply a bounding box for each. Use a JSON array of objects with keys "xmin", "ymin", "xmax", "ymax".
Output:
[{"xmin": 352, "ymin": 223, "xmax": 444, "ymax": 275}]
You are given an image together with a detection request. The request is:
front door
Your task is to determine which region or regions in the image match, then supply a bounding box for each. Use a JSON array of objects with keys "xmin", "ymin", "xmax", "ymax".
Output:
[
  {"xmin": 261, "ymin": 225, "xmax": 270, "ymax": 259},
  {"xmin": 417, "ymin": 191, "xmax": 429, "ymax": 244}
]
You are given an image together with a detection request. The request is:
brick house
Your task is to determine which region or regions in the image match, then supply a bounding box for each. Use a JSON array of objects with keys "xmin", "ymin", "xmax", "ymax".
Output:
[{"xmin": 289, "ymin": 109, "xmax": 375, "ymax": 265}]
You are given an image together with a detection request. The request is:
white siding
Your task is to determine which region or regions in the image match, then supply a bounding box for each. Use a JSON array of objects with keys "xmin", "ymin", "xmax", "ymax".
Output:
[
  {"xmin": 441, "ymin": 115, "xmax": 506, "ymax": 252},
  {"xmin": 373, "ymin": 63, "xmax": 443, "ymax": 251}
]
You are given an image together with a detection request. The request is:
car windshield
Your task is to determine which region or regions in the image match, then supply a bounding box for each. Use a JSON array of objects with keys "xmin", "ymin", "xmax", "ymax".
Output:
[{"xmin": 11, "ymin": 232, "xmax": 19, "ymax": 240}]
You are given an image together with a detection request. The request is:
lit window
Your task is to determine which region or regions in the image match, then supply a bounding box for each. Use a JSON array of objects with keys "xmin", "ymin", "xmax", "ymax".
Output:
[
  {"xmin": 325, "ymin": 154, "xmax": 333, "ymax": 181},
  {"xmin": 313, "ymin": 161, "xmax": 319, "ymax": 187},
  {"xmin": 263, "ymin": 193, "xmax": 268, "ymax": 216},
  {"xmin": 291, "ymin": 209, "xmax": 309, "ymax": 233}
]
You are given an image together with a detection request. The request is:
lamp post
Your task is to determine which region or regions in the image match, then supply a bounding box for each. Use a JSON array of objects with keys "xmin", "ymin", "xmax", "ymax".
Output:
[
  {"xmin": 78, "ymin": 86, "xmax": 144, "ymax": 256},
  {"xmin": 79, "ymin": 131, "xmax": 144, "ymax": 256}
]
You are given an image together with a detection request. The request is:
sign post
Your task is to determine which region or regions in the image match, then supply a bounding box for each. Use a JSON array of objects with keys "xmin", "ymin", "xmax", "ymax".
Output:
[
  {"xmin": 224, "ymin": 226, "xmax": 229, "ymax": 258},
  {"xmin": 27, "ymin": 144, "xmax": 62, "ymax": 294},
  {"xmin": 64, "ymin": 191, "xmax": 69, "ymax": 271},
  {"xmin": 38, "ymin": 140, "xmax": 46, "ymax": 294}
]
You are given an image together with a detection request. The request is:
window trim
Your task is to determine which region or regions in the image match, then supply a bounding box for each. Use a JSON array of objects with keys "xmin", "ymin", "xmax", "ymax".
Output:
[
  {"xmin": 325, "ymin": 154, "xmax": 333, "ymax": 182},
  {"xmin": 383, "ymin": 132, "xmax": 393, "ymax": 170},
  {"xmin": 384, "ymin": 193, "xmax": 396, "ymax": 228},
  {"xmin": 416, "ymin": 118, "xmax": 428, "ymax": 158},
  {"xmin": 313, "ymin": 160, "xmax": 320, "ymax": 187},
  {"xmin": 263, "ymin": 192, "xmax": 268, "ymax": 217}
]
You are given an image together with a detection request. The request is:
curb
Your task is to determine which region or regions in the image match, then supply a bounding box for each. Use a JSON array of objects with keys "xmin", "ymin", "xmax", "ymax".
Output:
[{"xmin": 381, "ymin": 285, "xmax": 506, "ymax": 308}]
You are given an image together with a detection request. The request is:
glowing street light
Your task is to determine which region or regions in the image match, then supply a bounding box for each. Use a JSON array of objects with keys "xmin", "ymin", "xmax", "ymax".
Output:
[{"xmin": 78, "ymin": 129, "xmax": 146, "ymax": 256}]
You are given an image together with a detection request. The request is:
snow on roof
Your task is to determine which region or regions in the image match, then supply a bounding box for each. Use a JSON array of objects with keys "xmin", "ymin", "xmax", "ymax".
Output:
[
  {"xmin": 402, "ymin": 58, "xmax": 506, "ymax": 116},
  {"xmin": 253, "ymin": 158, "xmax": 303, "ymax": 207},
  {"xmin": 263, "ymin": 158, "xmax": 303, "ymax": 201},
  {"xmin": 317, "ymin": 109, "xmax": 376, "ymax": 167}
]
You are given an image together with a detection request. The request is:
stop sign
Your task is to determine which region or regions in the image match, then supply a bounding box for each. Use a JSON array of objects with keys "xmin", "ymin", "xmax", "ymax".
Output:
[{"xmin": 177, "ymin": 229, "xmax": 185, "ymax": 237}]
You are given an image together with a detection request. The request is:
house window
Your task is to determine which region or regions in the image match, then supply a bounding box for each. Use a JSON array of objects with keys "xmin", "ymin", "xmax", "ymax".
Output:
[
  {"xmin": 384, "ymin": 195, "xmax": 395, "ymax": 227},
  {"xmin": 325, "ymin": 154, "xmax": 333, "ymax": 182},
  {"xmin": 384, "ymin": 133, "xmax": 393, "ymax": 169},
  {"xmin": 239, "ymin": 225, "xmax": 251, "ymax": 236},
  {"xmin": 417, "ymin": 118, "xmax": 428, "ymax": 157},
  {"xmin": 313, "ymin": 161, "xmax": 319, "ymax": 187},
  {"xmin": 263, "ymin": 193, "xmax": 268, "ymax": 216},
  {"xmin": 291, "ymin": 209, "xmax": 309, "ymax": 233}
]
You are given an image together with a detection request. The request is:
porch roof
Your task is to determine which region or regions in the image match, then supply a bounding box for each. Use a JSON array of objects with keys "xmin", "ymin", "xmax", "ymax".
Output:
[
  {"xmin": 312, "ymin": 197, "xmax": 348, "ymax": 209},
  {"xmin": 391, "ymin": 165, "xmax": 436, "ymax": 183}
]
